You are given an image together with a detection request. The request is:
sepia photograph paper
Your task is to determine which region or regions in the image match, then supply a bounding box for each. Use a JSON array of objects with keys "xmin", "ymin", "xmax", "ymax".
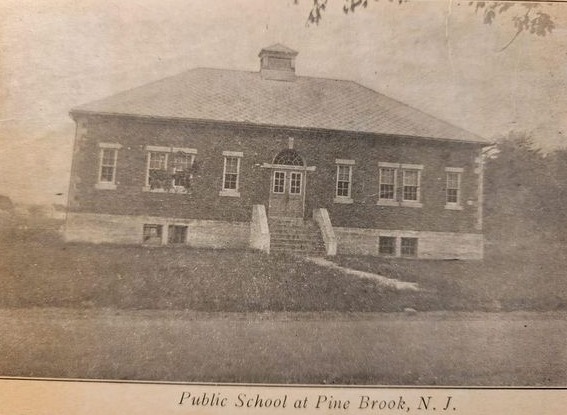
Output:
[{"xmin": 0, "ymin": 0, "xmax": 566, "ymax": 413}]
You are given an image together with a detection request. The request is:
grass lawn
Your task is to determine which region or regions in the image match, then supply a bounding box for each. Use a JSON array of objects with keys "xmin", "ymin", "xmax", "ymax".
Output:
[
  {"xmin": 2, "ymin": 224, "xmax": 567, "ymax": 384},
  {"xmin": 0, "ymin": 226, "xmax": 423, "ymax": 312},
  {"xmin": 332, "ymin": 241, "xmax": 567, "ymax": 312},
  {"xmin": 1, "ymin": 224, "xmax": 566, "ymax": 312}
]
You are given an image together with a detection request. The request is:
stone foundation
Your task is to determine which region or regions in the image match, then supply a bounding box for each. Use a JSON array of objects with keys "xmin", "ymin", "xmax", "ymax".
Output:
[
  {"xmin": 334, "ymin": 227, "xmax": 483, "ymax": 259},
  {"xmin": 65, "ymin": 212, "xmax": 250, "ymax": 249},
  {"xmin": 65, "ymin": 213, "xmax": 483, "ymax": 259}
]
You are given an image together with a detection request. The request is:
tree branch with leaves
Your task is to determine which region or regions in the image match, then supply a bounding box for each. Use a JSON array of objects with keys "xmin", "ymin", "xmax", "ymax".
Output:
[{"xmin": 296, "ymin": 0, "xmax": 555, "ymax": 50}]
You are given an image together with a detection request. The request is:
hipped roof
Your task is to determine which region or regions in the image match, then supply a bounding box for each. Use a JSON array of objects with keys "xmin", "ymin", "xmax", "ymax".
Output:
[{"xmin": 72, "ymin": 67, "xmax": 487, "ymax": 144}]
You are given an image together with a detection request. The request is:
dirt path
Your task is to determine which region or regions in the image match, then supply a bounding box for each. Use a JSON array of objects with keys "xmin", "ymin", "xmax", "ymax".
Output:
[
  {"xmin": 1, "ymin": 308, "xmax": 566, "ymax": 385},
  {"xmin": 303, "ymin": 256, "xmax": 419, "ymax": 290}
]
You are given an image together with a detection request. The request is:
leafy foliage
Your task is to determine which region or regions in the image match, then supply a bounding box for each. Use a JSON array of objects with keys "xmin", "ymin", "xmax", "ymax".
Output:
[
  {"xmin": 484, "ymin": 131, "xmax": 567, "ymax": 242},
  {"xmin": 296, "ymin": 0, "xmax": 555, "ymax": 49},
  {"xmin": 473, "ymin": 2, "xmax": 555, "ymax": 50}
]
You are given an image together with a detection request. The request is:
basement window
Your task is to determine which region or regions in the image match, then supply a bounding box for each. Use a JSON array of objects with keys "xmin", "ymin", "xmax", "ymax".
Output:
[
  {"xmin": 401, "ymin": 237, "xmax": 418, "ymax": 257},
  {"xmin": 168, "ymin": 225, "xmax": 187, "ymax": 245},
  {"xmin": 378, "ymin": 236, "xmax": 396, "ymax": 256},
  {"xmin": 143, "ymin": 224, "xmax": 163, "ymax": 245}
]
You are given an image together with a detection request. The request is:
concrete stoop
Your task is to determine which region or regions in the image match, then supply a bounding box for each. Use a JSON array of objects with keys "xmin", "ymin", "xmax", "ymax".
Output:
[{"xmin": 269, "ymin": 218, "xmax": 326, "ymax": 255}]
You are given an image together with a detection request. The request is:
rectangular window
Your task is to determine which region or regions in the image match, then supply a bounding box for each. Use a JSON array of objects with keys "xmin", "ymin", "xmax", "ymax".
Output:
[
  {"xmin": 446, "ymin": 172, "xmax": 461, "ymax": 204},
  {"xmin": 149, "ymin": 152, "xmax": 167, "ymax": 171},
  {"xmin": 379, "ymin": 168, "xmax": 397, "ymax": 200},
  {"xmin": 142, "ymin": 224, "xmax": 162, "ymax": 245},
  {"xmin": 144, "ymin": 146, "xmax": 197, "ymax": 192},
  {"xmin": 147, "ymin": 152, "xmax": 168, "ymax": 188},
  {"xmin": 223, "ymin": 156, "xmax": 240, "ymax": 190},
  {"xmin": 99, "ymin": 149, "xmax": 117, "ymax": 182},
  {"xmin": 96, "ymin": 143, "xmax": 121, "ymax": 189},
  {"xmin": 445, "ymin": 167, "xmax": 464, "ymax": 210},
  {"xmin": 273, "ymin": 171, "xmax": 285, "ymax": 193},
  {"xmin": 172, "ymin": 152, "xmax": 194, "ymax": 188},
  {"xmin": 219, "ymin": 151, "xmax": 243, "ymax": 197},
  {"xmin": 336, "ymin": 165, "xmax": 352, "ymax": 198},
  {"xmin": 290, "ymin": 172, "xmax": 302, "ymax": 195},
  {"xmin": 379, "ymin": 236, "xmax": 396, "ymax": 255},
  {"xmin": 168, "ymin": 225, "xmax": 187, "ymax": 244},
  {"xmin": 401, "ymin": 237, "xmax": 418, "ymax": 257},
  {"xmin": 402, "ymin": 169, "xmax": 420, "ymax": 201}
]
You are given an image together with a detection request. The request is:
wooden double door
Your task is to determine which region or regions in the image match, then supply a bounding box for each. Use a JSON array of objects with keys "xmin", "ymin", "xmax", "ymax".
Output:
[{"xmin": 268, "ymin": 168, "xmax": 306, "ymax": 219}]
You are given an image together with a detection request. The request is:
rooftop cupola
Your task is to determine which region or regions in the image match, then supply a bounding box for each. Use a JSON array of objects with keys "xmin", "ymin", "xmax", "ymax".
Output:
[{"xmin": 259, "ymin": 44, "xmax": 298, "ymax": 81}]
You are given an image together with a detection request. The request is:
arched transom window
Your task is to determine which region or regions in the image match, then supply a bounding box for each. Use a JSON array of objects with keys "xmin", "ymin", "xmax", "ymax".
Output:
[{"xmin": 272, "ymin": 149, "xmax": 305, "ymax": 166}]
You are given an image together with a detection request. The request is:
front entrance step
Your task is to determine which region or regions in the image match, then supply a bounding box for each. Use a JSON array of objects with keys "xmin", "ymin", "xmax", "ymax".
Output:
[{"xmin": 269, "ymin": 218, "xmax": 326, "ymax": 255}]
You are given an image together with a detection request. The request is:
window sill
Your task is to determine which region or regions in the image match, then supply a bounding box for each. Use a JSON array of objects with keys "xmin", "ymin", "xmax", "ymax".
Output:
[
  {"xmin": 401, "ymin": 201, "xmax": 423, "ymax": 208},
  {"xmin": 219, "ymin": 189, "xmax": 240, "ymax": 197},
  {"xmin": 445, "ymin": 204, "xmax": 463, "ymax": 211},
  {"xmin": 95, "ymin": 182, "xmax": 117, "ymax": 190},
  {"xmin": 143, "ymin": 186, "xmax": 165, "ymax": 193},
  {"xmin": 376, "ymin": 199, "xmax": 399, "ymax": 207},
  {"xmin": 334, "ymin": 197, "xmax": 353, "ymax": 204},
  {"xmin": 142, "ymin": 186, "xmax": 188, "ymax": 194}
]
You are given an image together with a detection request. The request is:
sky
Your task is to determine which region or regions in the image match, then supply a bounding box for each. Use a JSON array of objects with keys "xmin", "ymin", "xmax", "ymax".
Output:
[{"xmin": 1, "ymin": 0, "xmax": 566, "ymax": 205}]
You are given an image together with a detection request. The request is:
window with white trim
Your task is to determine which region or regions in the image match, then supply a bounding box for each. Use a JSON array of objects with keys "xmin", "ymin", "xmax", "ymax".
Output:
[
  {"xmin": 172, "ymin": 152, "xmax": 194, "ymax": 188},
  {"xmin": 223, "ymin": 157, "xmax": 239, "ymax": 190},
  {"xmin": 336, "ymin": 165, "xmax": 351, "ymax": 197},
  {"xmin": 334, "ymin": 159, "xmax": 355, "ymax": 204},
  {"xmin": 148, "ymin": 152, "xmax": 167, "ymax": 179},
  {"xmin": 290, "ymin": 172, "xmax": 302, "ymax": 195},
  {"xmin": 100, "ymin": 149, "xmax": 117, "ymax": 182},
  {"xmin": 400, "ymin": 164, "xmax": 423, "ymax": 207},
  {"xmin": 96, "ymin": 143, "xmax": 121, "ymax": 190},
  {"xmin": 220, "ymin": 151, "xmax": 243, "ymax": 196},
  {"xmin": 377, "ymin": 163, "xmax": 423, "ymax": 207},
  {"xmin": 379, "ymin": 167, "xmax": 397, "ymax": 200},
  {"xmin": 402, "ymin": 169, "xmax": 420, "ymax": 202},
  {"xmin": 273, "ymin": 171, "xmax": 285, "ymax": 193},
  {"xmin": 147, "ymin": 151, "xmax": 168, "ymax": 189},
  {"xmin": 445, "ymin": 168, "xmax": 463, "ymax": 209},
  {"xmin": 144, "ymin": 146, "xmax": 197, "ymax": 192}
]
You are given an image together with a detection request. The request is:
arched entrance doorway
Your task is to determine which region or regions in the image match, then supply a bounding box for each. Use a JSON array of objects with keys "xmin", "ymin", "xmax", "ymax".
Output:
[{"xmin": 268, "ymin": 149, "xmax": 307, "ymax": 219}]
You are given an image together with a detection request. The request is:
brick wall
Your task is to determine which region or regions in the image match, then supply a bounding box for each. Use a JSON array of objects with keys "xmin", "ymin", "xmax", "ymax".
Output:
[{"xmin": 68, "ymin": 114, "xmax": 483, "ymax": 234}]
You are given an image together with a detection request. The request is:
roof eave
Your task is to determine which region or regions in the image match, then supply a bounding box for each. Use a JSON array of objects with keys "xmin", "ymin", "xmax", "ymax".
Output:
[{"xmin": 69, "ymin": 109, "xmax": 490, "ymax": 146}]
